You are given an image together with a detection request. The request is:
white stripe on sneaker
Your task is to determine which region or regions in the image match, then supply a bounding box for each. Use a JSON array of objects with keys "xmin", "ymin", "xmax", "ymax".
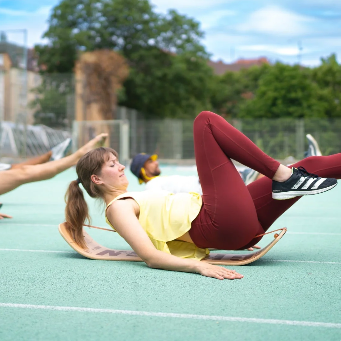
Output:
[
  {"xmin": 272, "ymin": 182, "xmax": 337, "ymax": 200},
  {"xmin": 301, "ymin": 178, "xmax": 316, "ymax": 190},
  {"xmin": 291, "ymin": 176, "xmax": 306, "ymax": 189},
  {"xmin": 311, "ymin": 178, "xmax": 327, "ymax": 189}
]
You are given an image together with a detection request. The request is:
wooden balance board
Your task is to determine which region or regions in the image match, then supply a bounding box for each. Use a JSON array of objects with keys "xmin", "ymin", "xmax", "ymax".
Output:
[{"xmin": 58, "ymin": 223, "xmax": 287, "ymax": 266}]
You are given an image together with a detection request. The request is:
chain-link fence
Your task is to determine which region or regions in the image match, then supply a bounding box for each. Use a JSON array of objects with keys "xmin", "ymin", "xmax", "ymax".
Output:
[
  {"xmin": 0, "ymin": 71, "xmax": 74, "ymax": 158},
  {"xmin": 115, "ymin": 109, "xmax": 341, "ymax": 161},
  {"xmin": 0, "ymin": 39, "xmax": 75, "ymax": 158},
  {"xmin": 72, "ymin": 119, "xmax": 129, "ymax": 164},
  {"xmin": 0, "ymin": 122, "xmax": 71, "ymax": 157},
  {"xmin": 1, "ymin": 55, "xmax": 341, "ymax": 162},
  {"xmin": 28, "ymin": 73, "xmax": 75, "ymax": 130},
  {"xmin": 235, "ymin": 118, "xmax": 341, "ymax": 160},
  {"xmin": 1, "ymin": 110, "xmax": 341, "ymax": 162}
]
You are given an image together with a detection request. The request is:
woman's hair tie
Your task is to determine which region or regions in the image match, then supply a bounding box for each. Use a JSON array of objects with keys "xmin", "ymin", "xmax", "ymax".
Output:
[{"xmin": 76, "ymin": 178, "xmax": 81, "ymax": 185}]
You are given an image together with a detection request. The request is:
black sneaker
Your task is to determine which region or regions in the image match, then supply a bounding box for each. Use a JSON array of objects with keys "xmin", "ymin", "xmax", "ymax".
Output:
[{"xmin": 272, "ymin": 167, "xmax": 337, "ymax": 200}]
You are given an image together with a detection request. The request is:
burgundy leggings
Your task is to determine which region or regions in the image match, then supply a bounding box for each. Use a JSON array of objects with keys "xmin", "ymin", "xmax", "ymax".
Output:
[{"xmin": 189, "ymin": 111, "xmax": 341, "ymax": 250}]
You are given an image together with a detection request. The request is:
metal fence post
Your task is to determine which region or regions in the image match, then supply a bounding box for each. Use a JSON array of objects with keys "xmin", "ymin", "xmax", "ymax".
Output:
[
  {"xmin": 120, "ymin": 120, "xmax": 130, "ymax": 166},
  {"xmin": 130, "ymin": 109, "xmax": 137, "ymax": 158},
  {"xmin": 72, "ymin": 120, "xmax": 79, "ymax": 153},
  {"xmin": 173, "ymin": 120, "xmax": 183, "ymax": 159},
  {"xmin": 295, "ymin": 119, "xmax": 305, "ymax": 159}
]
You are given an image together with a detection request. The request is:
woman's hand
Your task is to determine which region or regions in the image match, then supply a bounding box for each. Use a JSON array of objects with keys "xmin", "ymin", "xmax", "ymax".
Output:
[
  {"xmin": 0, "ymin": 213, "xmax": 12, "ymax": 219},
  {"xmin": 197, "ymin": 263, "xmax": 243, "ymax": 280},
  {"xmin": 246, "ymin": 244, "xmax": 261, "ymax": 251}
]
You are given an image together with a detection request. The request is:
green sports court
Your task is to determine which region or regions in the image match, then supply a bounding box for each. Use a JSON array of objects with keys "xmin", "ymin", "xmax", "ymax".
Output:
[
  {"xmin": 1, "ymin": 0, "xmax": 341, "ymax": 340},
  {"xmin": 0, "ymin": 166, "xmax": 340, "ymax": 341}
]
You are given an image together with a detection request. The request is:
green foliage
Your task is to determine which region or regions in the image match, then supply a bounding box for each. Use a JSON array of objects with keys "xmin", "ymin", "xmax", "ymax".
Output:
[
  {"xmin": 214, "ymin": 56, "xmax": 341, "ymax": 120},
  {"xmin": 35, "ymin": 0, "xmax": 341, "ymax": 122},
  {"xmin": 238, "ymin": 63, "xmax": 325, "ymax": 118},
  {"xmin": 210, "ymin": 57, "xmax": 341, "ymax": 157},
  {"xmin": 211, "ymin": 64, "xmax": 269, "ymax": 117},
  {"xmin": 310, "ymin": 54, "xmax": 341, "ymax": 118},
  {"xmin": 234, "ymin": 118, "xmax": 299, "ymax": 158},
  {"xmin": 122, "ymin": 51, "xmax": 214, "ymax": 118},
  {"xmin": 34, "ymin": 0, "xmax": 212, "ymax": 119},
  {"xmin": 29, "ymin": 75, "xmax": 73, "ymax": 128}
]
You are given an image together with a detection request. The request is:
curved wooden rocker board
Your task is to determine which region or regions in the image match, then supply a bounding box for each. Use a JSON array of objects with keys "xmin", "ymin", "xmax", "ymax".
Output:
[{"xmin": 58, "ymin": 223, "xmax": 287, "ymax": 266}]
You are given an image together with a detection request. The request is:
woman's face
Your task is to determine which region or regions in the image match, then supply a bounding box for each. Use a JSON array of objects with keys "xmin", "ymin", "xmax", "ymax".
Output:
[{"xmin": 96, "ymin": 153, "xmax": 129, "ymax": 190}]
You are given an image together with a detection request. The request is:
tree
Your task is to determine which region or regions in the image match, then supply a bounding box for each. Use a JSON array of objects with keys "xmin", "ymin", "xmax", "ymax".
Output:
[
  {"xmin": 239, "ymin": 63, "xmax": 325, "ymax": 118},
  {"xmin": 121, "ymin": 50, "xmax": 215, "ymax": 118},
  {"xmin": 310, "ymin": 54, "xmax": 341, "ymax": 118},
  {"xmin": 29, "ymin": 74, "xmax": 73, "ymax": 128},
  {"xmin": 211, "ymin": 64, "xmax": 269, "ymax": 118},
  {"xmin": 34, "ymin": 0, "xmax": 212, "ymax": 118},
  {"xmin": 35, "ymin": 0, "xmax": 208, "ymax": 72}
]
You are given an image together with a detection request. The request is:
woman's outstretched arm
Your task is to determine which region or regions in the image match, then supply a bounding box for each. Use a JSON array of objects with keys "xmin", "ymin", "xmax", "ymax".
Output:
[
  {"xmin": 0, "ymin": 134, "xmax": 107, "ymax": 196},
  {"xmin": 106, "ymin": 199, "xmax": 243, "ymax": 280},
  {"xmin": 0, "ymin": 213, "xmax": 12, "ymax": 219}
]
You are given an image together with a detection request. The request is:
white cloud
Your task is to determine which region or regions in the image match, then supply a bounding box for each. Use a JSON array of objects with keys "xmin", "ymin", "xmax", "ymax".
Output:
[
  {"xmin": 0, "ymin": 17, "xmax": 49, "ymax": 47},
  {"xmin": 151, "ymin": 0, "xmax": 235, "ymax": 11},
  {"xmin": 0, "ymin": 5, "xmax": 53, "ymax": 47},
  {"xmin": 300, "ymin": 0, "xmax": 341, "ymax": 6},
  {"xmin": 301, "ymin": 59, "xmax": 322, "ymax": 67},
  {"xmin": 0, "ymin": 6, "xmax": 51, "ymax": 17},
  {"xmin": 308, "ymin": 37, "xmax": 341, "ymax": 46},
  {"xmin": 239, "ymin": 44, "xmax": 309, "ymax": 56},
  {"xmin": 198, "ymin": 10, "xmax": 236, "ymax": 30},
  {"xmin": 236, "ymin": 5, "xmax": 315, "ymax": 36},
  {"xmin": 204, "ymin": 32, "xmax": 254, "ymax": 45},
  {"xmin": 35, "ymin": 6, "xmax": 52, "ymax": 16}
]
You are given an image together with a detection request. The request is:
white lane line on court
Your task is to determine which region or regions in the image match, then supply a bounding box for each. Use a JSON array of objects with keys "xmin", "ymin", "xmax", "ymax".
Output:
[
  {"xmin": 4, "ymin": 225, "xmax": 341, "ymax": 235},
  {"xmin": 264, "ymin": 259, "xmax": 341, "ymax": 265},
  {"xmin": 4, "ymin": 224, "xmax": 56, "ymax": 227},
  {"xmin": 0, "ymin": 248, "xmax": 73, "ymax": 253},
  {"xmin": 288, "ymin": 232, "xmax": 341, "ymax": 235},
  {"xmin": 0, "ymin": 303, "xmax": 340, "ymax": 329},
  {"xmin": 0, "ymin": 249, "xmax": 340, "ymax": 264}
]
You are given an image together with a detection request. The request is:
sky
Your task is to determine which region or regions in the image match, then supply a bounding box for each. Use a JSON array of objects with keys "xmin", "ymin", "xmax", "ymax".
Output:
[{"xmin": 0, "ymin": 0, "xmax": 341, "ymax": 67}]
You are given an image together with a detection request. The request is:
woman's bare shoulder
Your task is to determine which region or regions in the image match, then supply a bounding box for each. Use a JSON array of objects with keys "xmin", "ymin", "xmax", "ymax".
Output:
[{"xmin": 108, "ymin": 197, "xmax": 139, "ymax": 216}]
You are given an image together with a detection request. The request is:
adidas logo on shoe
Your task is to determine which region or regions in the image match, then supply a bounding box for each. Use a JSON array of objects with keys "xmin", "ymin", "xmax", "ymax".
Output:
[{"xmin": 272, "ymin": 167, "xmax": 337, "ymax": 200}]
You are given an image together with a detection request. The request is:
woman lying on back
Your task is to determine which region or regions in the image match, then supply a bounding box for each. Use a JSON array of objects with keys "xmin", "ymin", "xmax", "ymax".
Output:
[{"xmin": 65, "ymin": 111, "xmax": 339, "ymax": 280}]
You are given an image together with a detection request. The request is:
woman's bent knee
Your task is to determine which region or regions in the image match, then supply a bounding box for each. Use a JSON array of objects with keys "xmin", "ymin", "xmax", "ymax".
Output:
[{"xmin": 194, "ymin": 111, "xmax": 216, "ymax": 124}]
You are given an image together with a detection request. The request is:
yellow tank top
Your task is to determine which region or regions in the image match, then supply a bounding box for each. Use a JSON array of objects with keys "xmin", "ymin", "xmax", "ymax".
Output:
[{"xmin": 105, "ymin": 191, "xmax": 209, "ymax": 261}]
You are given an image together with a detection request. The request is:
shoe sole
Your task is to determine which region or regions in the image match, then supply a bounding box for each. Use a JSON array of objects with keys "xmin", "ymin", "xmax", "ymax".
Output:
[
  {"xmin": 51, "ymin": 139, "xmax": 72, "ymax": 161},
  {"xmin": 306, "ymin": 134, "xmax": 322, "ymax": 156},
  {"xmin": 272, "ymin": 183, "xmax": 337, "ymax": 200},
  {"xmin": 245, "ymin": 170, "xmax": 260, "ymax": 185}
]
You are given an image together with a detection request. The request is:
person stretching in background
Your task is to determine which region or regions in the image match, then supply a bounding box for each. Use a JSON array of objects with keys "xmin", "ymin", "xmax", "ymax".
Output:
[
  {"xmin": 0, "ymin": 138, "xmax": 72, "ymax": 210},
  {"xmin": 0, "ymin": 134, "xmax": 107, "ymax": 219}
]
